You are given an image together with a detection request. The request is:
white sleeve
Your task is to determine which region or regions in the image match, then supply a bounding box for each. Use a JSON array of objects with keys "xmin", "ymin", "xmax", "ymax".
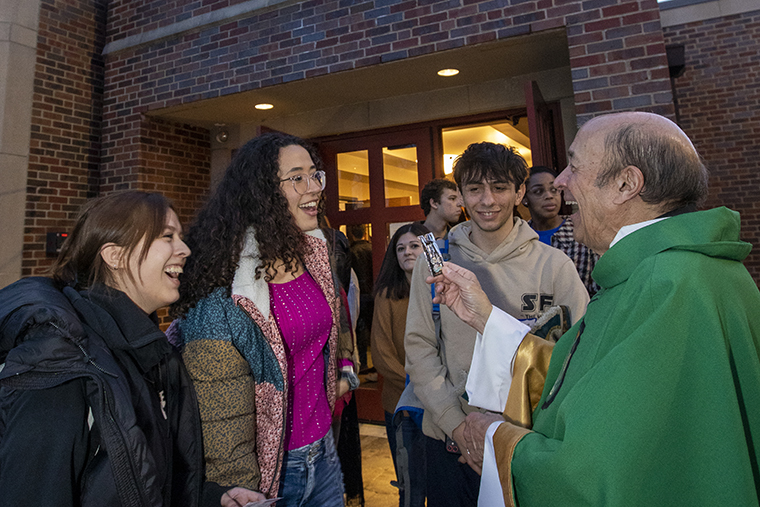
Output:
[
  {"xmin": 478, "ymin": 420, "xmax": 507, "ymax": 507},
  {"xmin": 465, "ymin": 306, "xmax": 530, "ymax": 412}
]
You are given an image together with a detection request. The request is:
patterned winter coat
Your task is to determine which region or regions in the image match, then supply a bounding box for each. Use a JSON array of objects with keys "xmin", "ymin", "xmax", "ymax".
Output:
[{"xmin": 174, "ymin": 232, "xmax": 353, "ymax": 497}]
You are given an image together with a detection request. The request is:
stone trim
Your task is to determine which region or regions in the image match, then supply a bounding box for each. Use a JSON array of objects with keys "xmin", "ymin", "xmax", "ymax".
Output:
[{"xmin": 103, "ymin": 0, "xmax": 294, "ymax": 55}]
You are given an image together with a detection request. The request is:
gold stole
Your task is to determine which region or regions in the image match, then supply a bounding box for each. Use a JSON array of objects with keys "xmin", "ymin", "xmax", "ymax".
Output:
[{"xmin": 493, "ymin": 334, "xmax": 555, "ymax": 506}]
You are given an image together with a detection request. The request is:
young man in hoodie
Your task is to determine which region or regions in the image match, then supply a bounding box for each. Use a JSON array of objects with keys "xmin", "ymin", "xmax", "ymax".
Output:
[{"xmin": 404, "ymin": 142, "xmax": 589, "ymax": 507}]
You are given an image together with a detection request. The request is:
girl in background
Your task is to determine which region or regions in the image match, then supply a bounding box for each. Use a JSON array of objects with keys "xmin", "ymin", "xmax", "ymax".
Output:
[{"xmin": 370, "ymin": 222, "xmax": 430, "ymax": 507}]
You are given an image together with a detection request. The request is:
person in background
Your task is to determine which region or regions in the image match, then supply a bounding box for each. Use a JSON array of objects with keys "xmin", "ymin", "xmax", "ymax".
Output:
[
  {"xmin": 523, "ymin": 165, "xmax": 599, "ymax": 295},
  {"xmin": 319, "ymin": 211, "xmax": 365, "ymax": 507},
  {"xmin": 348, "ymin": 223, "xmax": 374, "ymax": 372},
  {"xmin": 419, "ymin": 178, "xmax": 464, "ymax": 240},
  {"xmin": 371, "ymin": 222, "xmax": 431, "ymax": 507},
  {"xmin": 404, "ymin": 142, "xmax": 589, "ymax": 507},
  {"xmin": 171, "ymin": 133, "xmax": 357, "ymax": 506},
  {"xmin": 0, "ymin": 191, "xmax": 262, "ymax": 507}
]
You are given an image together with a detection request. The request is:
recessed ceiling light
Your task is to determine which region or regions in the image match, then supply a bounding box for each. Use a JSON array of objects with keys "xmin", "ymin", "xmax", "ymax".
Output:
[
  {"xmin": 437, "ymin": 68, "xmax": 459, "ymax": 77},
  {"xmin": 255, "ymin": 103, "xmax": 274, "ymax": 110}
]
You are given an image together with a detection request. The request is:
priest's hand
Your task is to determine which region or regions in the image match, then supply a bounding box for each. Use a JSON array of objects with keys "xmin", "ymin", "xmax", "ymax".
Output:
[
  {"xmin": 461, "ymin": 412, "xmax": 506, "ymax": 474},
  {"xmin": 452, "ymin": 421, "xmax": 482, "ymax": 474},
  {"xmin": 426, "ymin": 262, "xmax": 492, "ymax": 334}
]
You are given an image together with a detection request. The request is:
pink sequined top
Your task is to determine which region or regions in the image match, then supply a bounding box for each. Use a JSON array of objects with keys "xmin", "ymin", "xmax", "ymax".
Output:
[{"xmin": 269, "ymin": 271, "xmax": 333, "ymax": 450}]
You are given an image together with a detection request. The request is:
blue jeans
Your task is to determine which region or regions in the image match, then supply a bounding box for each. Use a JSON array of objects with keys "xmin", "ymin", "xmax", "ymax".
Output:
[
  {"xmin": 277, "ymin": 431, "xmax": 345, "ymax": 507},
  {"xmin": 386, "ymin": 411, "xmax": 427, "ymax": 507}
]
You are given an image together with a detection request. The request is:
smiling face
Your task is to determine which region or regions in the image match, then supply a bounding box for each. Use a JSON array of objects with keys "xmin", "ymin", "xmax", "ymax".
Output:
[
  {"xmin": 524, "ymin": 172, "xmax": 562, "ymax": 222},
  {"xmin": 554, "ymin": 119, "xmax": 618, "ymax": 254},
  {"xmin": 395, "ymin": 232, "xmax": 423, "ymax": 275},
  {"xmin": 278, "ymin": 144, "xmax": 321, "ymax": 232},
  {"xmin": 112, "ymin": 209, "xmax": 191, "ymax": 314},
  {"xmin": 461, "ymin": 178, "xmax": 526, "ymax": 247},
  {"xmin": 433, "ymin": 188, "xmax": 464, "ymax": 223}
]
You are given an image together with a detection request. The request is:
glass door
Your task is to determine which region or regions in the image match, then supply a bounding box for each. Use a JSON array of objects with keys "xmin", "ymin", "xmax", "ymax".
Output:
[
  {"xmin": 320, "ymin": 127, "xmax": 433, "ymax": 277},
  {"xmin": 318, "ymin": 128, "xmax": 433, "ymax": 420}
]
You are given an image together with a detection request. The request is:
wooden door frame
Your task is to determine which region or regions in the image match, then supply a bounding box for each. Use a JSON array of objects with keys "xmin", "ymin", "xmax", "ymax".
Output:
[
  {"xmin": 311, "ymin": 101, "xmax": 567, "ymax": 272},
  {"xmin": 317, "ymin": 127, "xmax": 434, "ymax": 276}
]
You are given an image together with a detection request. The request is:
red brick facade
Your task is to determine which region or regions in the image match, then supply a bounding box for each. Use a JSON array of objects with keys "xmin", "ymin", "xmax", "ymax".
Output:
[
  {"xmin": 664, "ymin": 8, "xmax": 760, "ymax": 281},
  {"xmin": 97, "ymin": 0, "xmax": 673, "ymax": 248},
  {"xmin": 20, "ymin": 0, "xmax": 759, "ymax": 284},
  {"xmin": 100, "ymin": 0, "xmax": 672, "ymax": 120},
  {"xmin": 23, "ymin": 0, "xmax": 211, "ymax": 276},
  {"xmin": 129, "ymin": 117, "xmax": 211, "ymax": 227},
  {"xmin": 24, "ymin": 0, "xmax": 107, "ymax": 276}
]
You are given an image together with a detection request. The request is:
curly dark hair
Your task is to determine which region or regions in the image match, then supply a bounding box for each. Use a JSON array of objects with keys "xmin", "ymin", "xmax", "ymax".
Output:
[
  {"xmin": 528, "ymin": 165, "xmax": 558, "ymax": 179},
  {"xmin": 373, "ymin": 223, "xmax": 430, "ymax": 301},
  {"xmin": 172, "ymin": 132, "xmax": 322, "ymax": 317}
]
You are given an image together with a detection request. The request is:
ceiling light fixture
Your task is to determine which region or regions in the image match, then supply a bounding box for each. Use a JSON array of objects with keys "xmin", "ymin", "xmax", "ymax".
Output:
[
  {"xmin": 437, "ymin": 68, "xmax": 459, "ymax": 77},
  {"xmin": 215, "ymin": 130, "xmax": 229, "ymax": 143},
  {"xmin": 255, "ymin": 103, "xmax": 274, "ymax": 110}
]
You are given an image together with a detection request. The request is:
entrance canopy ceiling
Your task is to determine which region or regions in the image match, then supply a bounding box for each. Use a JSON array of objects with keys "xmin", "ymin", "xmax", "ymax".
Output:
[{"xmin": 149, "ymin": 29, "xmax": 570, "ymax": 129}]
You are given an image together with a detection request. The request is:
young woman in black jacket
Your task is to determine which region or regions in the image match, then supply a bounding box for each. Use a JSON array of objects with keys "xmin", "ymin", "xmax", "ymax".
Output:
[{"xmin": 0, "ymin": 191, "xmax": 264, "ymax": 507}]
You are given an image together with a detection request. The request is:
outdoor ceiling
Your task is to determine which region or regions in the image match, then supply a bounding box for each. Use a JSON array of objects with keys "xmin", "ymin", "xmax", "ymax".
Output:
[{"xmin": 149, "ymin": 28, "xmax": 570, "ymax": 128}]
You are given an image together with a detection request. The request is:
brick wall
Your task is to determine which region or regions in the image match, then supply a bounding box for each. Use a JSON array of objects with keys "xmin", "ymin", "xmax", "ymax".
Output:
[
  {"xmin": 135, "ymin": 116, "xmax": 212, "ymax": 327},
  {"xmin": 100, "ymin": 0, "xmax": 673, "ymax": 204},
  {"xmin": 134, "ymin": 117, "xmax": 212, "ymax": 227},
  {"xmin": 664, "ymin": 9, "xmax": 760, "ymax": 282},
  {"xmin": 102, "ymin": 0, "xmax": 672, "ymax": 115},
  {"xmin": 106, "ymin": 0, "xmax": 256, "ymax": 43},
  {"xmin": 24, "ymin": 0, "xmax": 210, "ymax": 278},
  {"xmin": 24, "ymin": 0, "xmax": 107, "ymax": 277},
  {"xmin": 568, "ymin": 0, "xmax": 674, "ymax": 123}
]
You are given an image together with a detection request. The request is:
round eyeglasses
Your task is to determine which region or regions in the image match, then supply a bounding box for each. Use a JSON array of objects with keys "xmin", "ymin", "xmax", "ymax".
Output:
[{"xmin": 279, "ymin": 170, "xmax": 326, "ymax": 195}]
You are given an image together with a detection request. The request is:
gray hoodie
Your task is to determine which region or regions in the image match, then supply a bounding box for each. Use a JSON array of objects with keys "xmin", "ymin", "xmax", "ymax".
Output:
[{"xmin": 404, "ymin": 217, "xmax": 589, "ymax": 441}]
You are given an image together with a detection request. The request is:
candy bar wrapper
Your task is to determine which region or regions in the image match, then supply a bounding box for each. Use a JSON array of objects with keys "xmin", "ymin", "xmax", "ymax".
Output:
[{"xmin": 418, "ymin": 232, "xmax": 444, "ymax": 276}]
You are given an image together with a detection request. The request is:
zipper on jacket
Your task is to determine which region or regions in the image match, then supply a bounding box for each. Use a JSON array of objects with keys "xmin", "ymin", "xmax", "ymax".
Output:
[{"xmin": 47, "ymin": 321, "xmax": 119, "ymax": 378}]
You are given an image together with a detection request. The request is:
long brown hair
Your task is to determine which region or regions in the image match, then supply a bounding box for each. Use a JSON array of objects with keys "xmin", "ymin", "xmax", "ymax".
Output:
[
  {"xmin": 50, "ymin": 191, "xmax": 172, "ymax": 290},
  {"xmin": 374, "ymin": 223, "xmax": 430, "ymax": 301}
]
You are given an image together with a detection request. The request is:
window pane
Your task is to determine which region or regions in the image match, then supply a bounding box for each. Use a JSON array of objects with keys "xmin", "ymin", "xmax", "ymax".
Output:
[
  {"xmin": 337, "ymin": 150, "xmax": 370, "ymax": 211},
  {"xmin": 441, "ymin": 120, "xmax": 532, "ymax": 175},
  {"xmin": 383, "ymin": 145, "xmax": 419, "ymax": 208}
]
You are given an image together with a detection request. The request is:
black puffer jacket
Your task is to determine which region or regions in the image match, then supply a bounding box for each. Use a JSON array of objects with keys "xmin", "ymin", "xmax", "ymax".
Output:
[{"xmin": 0, "ymin": 277, "xmax": 226, "ymax": 507}]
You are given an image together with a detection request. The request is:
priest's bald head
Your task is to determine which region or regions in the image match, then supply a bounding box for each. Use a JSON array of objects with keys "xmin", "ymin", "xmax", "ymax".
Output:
[{"xmin": 554, "ymin": 112, "xmax": 708, "ymax": 255}]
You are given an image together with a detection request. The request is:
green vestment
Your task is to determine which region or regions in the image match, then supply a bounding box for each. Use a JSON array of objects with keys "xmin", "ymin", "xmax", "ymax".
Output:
[{"xmin": 508, "ymin": 207, "xmax": 760, "ymax": 506}]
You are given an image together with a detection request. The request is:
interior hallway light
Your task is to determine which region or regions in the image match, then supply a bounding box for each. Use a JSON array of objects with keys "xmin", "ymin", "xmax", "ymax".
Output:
[
  {"xmin": 255, "ymin": 103, "xmax": 274, "ymax": 110},
  {"xmin": 443, "ymin": 154, "xmax": 456, "ymax": 174},
  {"xmin": 437, "ymin": 68, "xmax": 459, "ymax": 77}
]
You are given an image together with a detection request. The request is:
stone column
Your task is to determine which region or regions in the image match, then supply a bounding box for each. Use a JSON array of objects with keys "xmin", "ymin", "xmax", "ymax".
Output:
[{"xmin": 0, "ymin": 0, "xmax": 40, "ymax": 287}]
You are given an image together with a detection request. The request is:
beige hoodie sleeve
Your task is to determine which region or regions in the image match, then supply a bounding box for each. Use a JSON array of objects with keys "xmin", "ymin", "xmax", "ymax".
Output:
[{"xmin": 404, "ymin": 256, "xmax": 467, "ymax": 440}]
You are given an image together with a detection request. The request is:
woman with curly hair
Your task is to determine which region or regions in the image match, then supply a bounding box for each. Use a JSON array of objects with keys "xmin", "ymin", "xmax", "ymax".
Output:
[
  {"xmin": 370, "ymin": 222, "xmax": 430, "ymax": 507},
  {"xmin": 171, "ymin": 133, "xmax": 357, "ymax": 506}
]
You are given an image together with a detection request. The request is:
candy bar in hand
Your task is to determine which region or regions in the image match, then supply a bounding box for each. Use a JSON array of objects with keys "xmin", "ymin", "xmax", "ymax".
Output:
[{"xmin": 418, "ymin": 232, "xmax": 444, "ymax": 276}]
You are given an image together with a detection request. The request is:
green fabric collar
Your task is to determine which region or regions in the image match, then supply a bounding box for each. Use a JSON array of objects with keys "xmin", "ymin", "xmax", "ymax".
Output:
[{"xmin": 594, "ymin": 207, "xmax": 751, "ymax": 289}]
